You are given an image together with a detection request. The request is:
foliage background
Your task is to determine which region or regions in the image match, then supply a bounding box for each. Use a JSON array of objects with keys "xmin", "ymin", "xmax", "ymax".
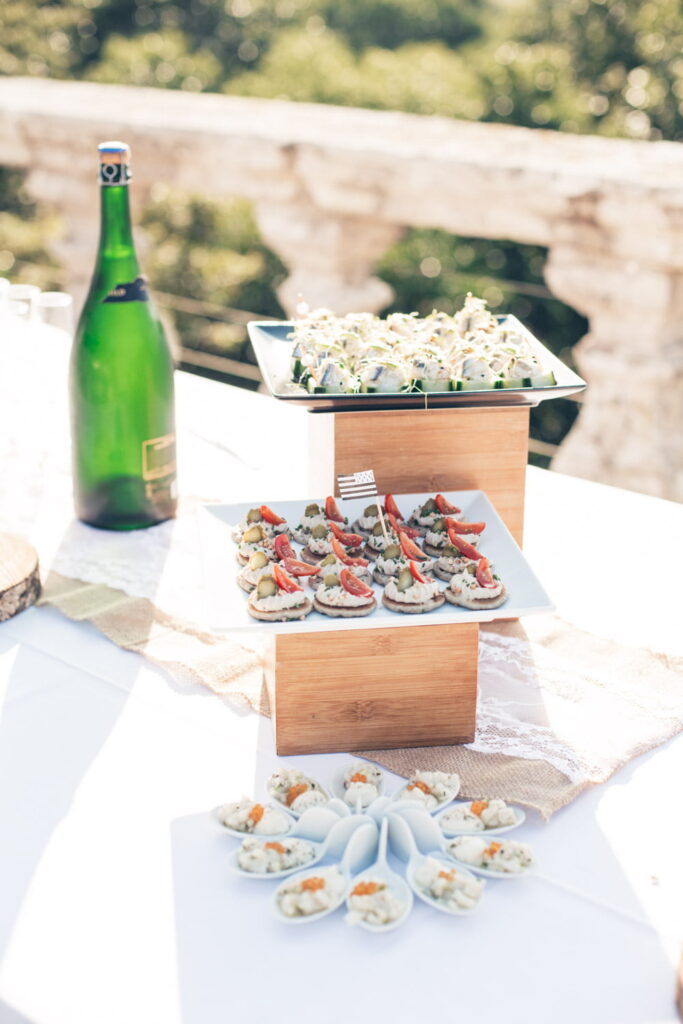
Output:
[{"xmin": 2, "ymin": 0, "xmax": 681, "ymax": 458}]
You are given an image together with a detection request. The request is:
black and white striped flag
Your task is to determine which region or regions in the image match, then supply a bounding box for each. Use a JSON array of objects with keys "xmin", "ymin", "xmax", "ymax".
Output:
[{"xmin": 337, "ymin": 469, "xmax": 378, "ymax": 501}]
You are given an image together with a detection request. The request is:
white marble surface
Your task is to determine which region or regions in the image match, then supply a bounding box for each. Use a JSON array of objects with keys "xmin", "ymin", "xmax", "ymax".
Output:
[{"xmin": 0, "ymin": 322, "xmax": 682, "ymax": 1024}]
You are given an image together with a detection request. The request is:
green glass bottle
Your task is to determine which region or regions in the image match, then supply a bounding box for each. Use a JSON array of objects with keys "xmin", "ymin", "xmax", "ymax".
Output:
[{"xmin": 70, "ymin": 141, "xmax": 177, "ymax": 530}]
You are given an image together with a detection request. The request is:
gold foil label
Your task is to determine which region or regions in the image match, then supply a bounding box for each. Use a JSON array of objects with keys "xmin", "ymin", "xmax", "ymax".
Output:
[{"xmin": 142, "ymin": 434, "xmax": 176, "ymax": 482}]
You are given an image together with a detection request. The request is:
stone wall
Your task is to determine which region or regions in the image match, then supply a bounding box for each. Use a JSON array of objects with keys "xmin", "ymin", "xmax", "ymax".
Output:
[{"xmin": 1, "ymin": 77, "xmax": 682, "ymax": 499}]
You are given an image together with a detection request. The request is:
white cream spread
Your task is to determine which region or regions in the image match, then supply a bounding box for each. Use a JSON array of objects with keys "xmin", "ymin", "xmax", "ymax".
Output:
[
  {"xmin": 307, "ymin": 535, "xmax": 334, "ymax": 555},
  {"xmin": 375, "ymin": 553, "xmax": 408, "ymax": 574},
  {"xmin": 366, "ymin": 532, "xmax": 396, "ymax": 553},
  {"xmin": 314, "ymin": 584, "xmax": 372, "ymax": 608},
  {"xmin": 238, "ymin": 539, "xmax": 272, "ymax": 560},
  {"xmin": 450, "ymin": 572, "xmax": 503, "ymax": 600},
  {"xmin": 250, "ymin": 591, "xmax": 309, "ymax": 611},
  {"xmin": 239, "ymin": 563, "xmax": 273, "ymax": 586},
  {"xmin": 384, "ymin": 579, "xmax": 441, "ymax": 604},
  {"xmin": 437, "ymin": 554, "xmax": 478, "ymax": 574},
  {"xmin": 425, "ymin": 529, "xmax": 448, "ymax": 548},
  {"xmin": 357, "ymin": 512, "xmax": 380, "ymax": 529}
]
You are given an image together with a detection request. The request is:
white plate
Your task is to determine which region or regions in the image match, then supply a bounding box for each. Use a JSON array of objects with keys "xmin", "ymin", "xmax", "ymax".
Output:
[
  {"xmin": 436, "ymin": 801, "xmax": 526, "ymax": 837},
  {"xmin": 198, "ymin": 489, "xmax": 553, "ymax": 634}
]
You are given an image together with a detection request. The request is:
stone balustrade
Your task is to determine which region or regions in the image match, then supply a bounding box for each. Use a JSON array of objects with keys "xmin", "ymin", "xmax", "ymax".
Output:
[{"xmin": 1, "ymin": 77, "xmax": 682, "ymax": 500}]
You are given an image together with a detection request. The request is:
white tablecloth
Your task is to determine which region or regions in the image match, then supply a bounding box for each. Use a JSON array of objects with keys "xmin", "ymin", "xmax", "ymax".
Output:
[{"xmin": 0, "ymin": 323, "xmax": 681, "ymax": 1024}]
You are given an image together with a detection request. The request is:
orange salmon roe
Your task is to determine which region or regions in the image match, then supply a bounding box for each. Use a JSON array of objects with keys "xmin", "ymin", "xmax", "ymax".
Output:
[
  {"xmin": 351, "ymin": 881, "xmax": 380, "ymax": 897},
  {"xmin": 485, "ymin": 842, "xmax": 502, "ymax": 856},
  {"xmin": 350, "ymin": 773, "xmax": 367, "ymax": 784},
  {"xmin": 407, "ymin": 780, "xmax": 432, "ymax": 795},
  {"xmin": 470, "ymin": 800, "xmax": 489, "ymax": 817},
  {"xmin": 248, "ymin": 803, "xmax": 264, "ymax": 824},
  {"xmin": 438, "ymin": 869, "xmax": 456, "ymax": 881},
  {"xmin": 285, "ymin": 783, "xmax": 309, "ymax": 807},
  {"xmin": 301, "ymin": 877, "xmax": 325, "ymax": 892},
  {"xmin": 264, "ymin": 842, "xmax": 286, "ymax": 854}
]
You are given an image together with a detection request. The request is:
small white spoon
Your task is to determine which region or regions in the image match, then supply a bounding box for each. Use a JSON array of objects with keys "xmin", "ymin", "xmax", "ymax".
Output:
[
  {"xmin": 268, "ymin": 780, "xmax": 331, "ymax": 819},
  {"xmin": 393, "ymin": 778, "xmax": 460, "ymax": 814},
  {"xmin": 273, "ymin": 820, "xmax": 378, "ymax": 926},
  {"xmin": 387, "ymin": 812, "xmax": 484, "ymax": 916},
  {"xmin": 228, "ymin": 813, "xmax": 376, "ymax": 881},
  {"xmin": 214, "ymin": 802, "xmax": 338, "ymax": 842},
  {"xmin": 334, "ymin": 764, "xmax": 385, "ymax": 811},
  {"xmin": 446, "ymin": 834, "xmax": 535, "ymax": 880},
  {"xmin": 213, "ymin": 801, "xmax": 296, "ymax": 840},
  {"xmin": 436, "ymin": 801, "xmax": 526, "ymax": 837},
  {"xmin": 345, "ymin": 818, "xmax": 412, "ymax": 932}
]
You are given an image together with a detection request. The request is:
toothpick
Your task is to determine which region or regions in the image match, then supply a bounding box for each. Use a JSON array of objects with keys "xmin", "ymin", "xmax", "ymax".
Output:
[{"xmin": 377, "ymin": 497, "xmax": 390, "ymax": 543}]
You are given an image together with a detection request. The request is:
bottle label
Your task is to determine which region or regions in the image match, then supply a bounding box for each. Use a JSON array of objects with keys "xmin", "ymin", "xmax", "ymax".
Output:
[
  {"xmin": 103, "ymin": 276, "xmax": 150, "ymax": 304},
  {"xmin": 142, "ymin": 434, "xmax": 176, "ymax": 482},
  {"xmin": 99, "ymin": 161, "xmax": 131, "ymax": 186}
]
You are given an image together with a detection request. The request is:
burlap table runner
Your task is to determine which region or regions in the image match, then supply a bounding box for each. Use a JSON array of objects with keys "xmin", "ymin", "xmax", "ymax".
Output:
[{"xmin": 39, "ymin": 572, "xmax": 683, "ymax": 819}]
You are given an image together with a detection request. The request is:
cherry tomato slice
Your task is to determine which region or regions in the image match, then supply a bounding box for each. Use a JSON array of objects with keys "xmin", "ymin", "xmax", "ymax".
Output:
[
  {"xmin": 447, "ymin": 529, "xmax": 483, "ymax": 561},
  {"xmin": 273, "ymin": 533, "xmax": 295, "ymax": 560},
  {"xmin": 408, "ymin": 560, "xmax": 429, "ymax": 584},
  {"xmin": 273, "ymin": 564, "xmax": 303, "ymax": 592},
  {"xmin": 281, "ymin": 558, "xmax": 321, "ymax": 577},
  {"xmin": 399, "ymin": 530, "xmax": 429, "ymax": 561},
  {"xmin": 384, "ymin": 494, "xmax": 403, "ymax": 520},
  {"xmin": 331, "ymin": 536, "xmax": 369, "ymax": 566},
  {"xmin": 325, "ymin": 496, "xmax": 345, "ymax": 523},
  {"xmin": 387, "ymin": 512, "xmax": 419, "ymax": 538},
  {"xmin": 475, "ymin": 557, "xmax": 497, "ymax": 588},
  {"xmin": 260, "ymin": 504, "xmax": 286, "ymax": 525},
  {"xmin": 444, "ymin": 517, "xmax": 486, "ymax": 535},
  {"xmin": 340, "ymin": 568, "xmax": 375, "ymax": 598},
  {"xmin": 435, "ymin": 494, "xmax": 461, "ymax": 516},
  {"xmin": 329, "ymin": 521, "xmax": 363, "ymax": 547}
]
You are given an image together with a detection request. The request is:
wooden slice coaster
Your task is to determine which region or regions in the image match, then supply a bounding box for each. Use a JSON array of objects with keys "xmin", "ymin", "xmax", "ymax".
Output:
[{"xmin": 0, "ymin": 533, "xmax": 41, "ymax": 622}]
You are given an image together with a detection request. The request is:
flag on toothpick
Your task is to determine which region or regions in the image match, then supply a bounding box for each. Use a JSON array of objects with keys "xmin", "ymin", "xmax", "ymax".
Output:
[{"xmin": 337, "ymin": 469, "xmax": 378, "ymax": 501}]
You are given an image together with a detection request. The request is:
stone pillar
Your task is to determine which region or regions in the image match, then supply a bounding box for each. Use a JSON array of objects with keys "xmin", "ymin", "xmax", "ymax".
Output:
[
  {"xmin": 254, "ymin": 199, "xmax": 402, "ymax": 316},
  {"xmin": 546, "ymin": 246, "xmax": 683, "ymax": 501}
]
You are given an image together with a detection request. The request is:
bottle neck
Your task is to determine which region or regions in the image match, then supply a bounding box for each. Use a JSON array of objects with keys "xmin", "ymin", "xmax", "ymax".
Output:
[{"xmin": 97, "ymin": 184, "xmax": 137, "ymax": 260}]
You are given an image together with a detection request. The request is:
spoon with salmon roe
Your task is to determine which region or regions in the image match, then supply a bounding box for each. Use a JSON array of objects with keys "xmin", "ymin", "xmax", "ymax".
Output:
[{"xmin": 345, "ymin": 817, "xmax": 413, "ymax": 932}]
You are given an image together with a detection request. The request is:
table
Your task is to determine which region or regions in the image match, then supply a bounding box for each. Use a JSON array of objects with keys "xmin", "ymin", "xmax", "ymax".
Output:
[{"xmin": 0, "ymin": 324, "xmax": 682, "ymax": 1024}]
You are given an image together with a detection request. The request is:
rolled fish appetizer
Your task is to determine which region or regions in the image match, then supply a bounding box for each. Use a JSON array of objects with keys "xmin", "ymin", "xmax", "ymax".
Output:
[
  {"xmin": 313, "ymin": 568, "xmax": 377, "ymax": 618},
  {"xmin": 444, "ymin": 557, "xmax": 508, "ymax": 610},
  {"xmin": 448, "ymin": 836, "xmax": 533, "ymax": 875},
  {"xmin": 218, "ymin": 798, "xmax": 292, "ymax": 835},
  {"xmin": 247, "ymin": 564, "xmax": 313, "ymax": 622},
  {"xmin": 238, "ymin": 836, "xmax": 316, "ymax": 874},
  {"xmin": 382, "ymin": 561, "xmax": 445, "ymax": 614},
  {"xmin": 308, "ymin": 539, "xmax": 373, "ymax": 588},
  {"xmin": 343, "ymin": 762, "xmax": 384, "ymax": 808},
  {"xmin": 236, "ymin": 523, "xmax": 274, "ymax": 566},
  {"xmin": 414, "ymin": 857, "xmax": 485, "ymax": 912},
  {"xmin": 232, "ymin": 504, "xmax": 289, "ymax": 543},
  {"xmin": 267, "ymin": 767, "xmax": 329, "ymax": 814},
  {"xmin": 401, "ymin": 769, "xmax": 461, "ymax": 809},
  {"xmin": 301, "ymin": 521, "xmax": 364, "ymax": 565}
]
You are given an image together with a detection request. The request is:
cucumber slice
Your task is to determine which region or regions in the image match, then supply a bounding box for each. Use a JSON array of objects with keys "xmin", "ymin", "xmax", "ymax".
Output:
[
  {"xmin": 396, "ymin": 568, "xmax": 413, "ymax": 592},
  {"xmin": 256, "ymin": 576, "xmax": 277, "ymax": 599},
  {"xmin": 248, "ymin": 550, "xmax": 269, "ymax": 570},
  {"xmin": 413, "ymin": 378, "xmax": 454, "ymax": 393},
  {"xmin": 242, "ymin": 525, "xmax": 264, "ymax": 544},
  {"xmin": 292, "ymin": 357, "xmax": 303, "ymax": 381},
  {"xmin": 460, "ymin": 379, "xmax": 498, "ymax": 391},
  {"xmin": 364, "ymin": 503, "xmax": 379, "ymax": 517},
  {"xmin": 383, "ymin": 543, "xmax": 401, "ymax": 560},
  {"xmin": 311, "ymin": 524, "xmax": 328, "ymax": 540},
  {"xmin": 304, "ymin": 503, "xmax": 321, "ymax": 518},
  {"xmin": 529, "ymin": 371, "xmax": 556, "ymax": 387},
  {"xmin": 323, "ymin": 573, "xmax": 340, "ymax": 588},
  {"xmin": 246, "ymin": 508, "xmax": 262, "ymax": 523},
  {"xmin": 502, "ymin": 377, "xmax": 526, "ymax": 390}
]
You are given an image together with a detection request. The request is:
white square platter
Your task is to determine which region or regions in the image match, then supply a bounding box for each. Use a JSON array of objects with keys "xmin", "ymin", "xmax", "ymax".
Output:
[{"xmin": 197, "ymin": 489, "xmax": 553, "ymax": 635}]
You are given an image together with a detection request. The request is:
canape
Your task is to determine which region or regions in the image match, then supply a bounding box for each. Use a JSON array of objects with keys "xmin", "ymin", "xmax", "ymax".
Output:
[
  {"xmin": 372, "ymin": 537, "xmax": 434, "ymax": 585},
  {"xmin": 401, "ymin": 769, "xmax": 460, "ymax": 809},
  {"xmin": 346, "ymin": 880, "xmax": 407, "ymax": 927},
  {"xmin": 423, "ymin": 516, "xmax": 484, "ymax": 557},
  {"xmin": 312, "ymin": 568, "xmax": 377, "ymax": 618},
  {"xmin": 237, "ymin": 549, "xmax": 275, "ymax": 593},
  {"xmin": 381, "ymin": 561, "xmax": 445, "ymax": 614},
  {"xmin": 232, "ymin": 504, "xmax": 289, "ymax": 543},
  {"xmin": 448, "ymin": 836, "xmax": 533, "ymax": 875},
  {"xmin": 237, "ymin": 836, "xmax": 316, "ymax": 874},
  {"xmin": 408, "ymin": 493, "xmax": 462, "ymax": 534},
  {"xmin": 308, "ymin": 538, "xmax": 373, "ymax": 588},
  {"xmin": 301, "ymin": 521, "xmax": 364, "ymax": 565},
  {"xmin": 342, "ymin": 762, "xmax": 384, "ymax": 808},
  {"xmin": 352, "ymin": 501, "xmax": 382, "ymax": 537},
  {"xmin": 267, "ymin": 768, "xmax": 329, "ymax": 814},
  {"xmin": 444, "ymin": 557, "xmax": 508, "ymax": 610},
  {"xmin": 218, "ymin": 798, "xmax": 292, "ymax": 835},
  {"xmin": 439, "ymin": 799, "xmax": 519, "ymax": 833},
  {"xmin": 414, "ymin": 857, "xmax": 485, "ymax": 911},
  {"xmin": 236, "ymin": 524, "xmax": 274, "ymax": 565},
  {"xmin": 363, "ymin": 520, "xmax": 399, "ymax": 559},
  {"xmin": 246, "ymin": 565, "xmax": 313, "ymax": 622},
  {"xmin": 292, "ymin": 496, "xmax": 347, "ymax": 544},
  {"xmin": 277, "ymin": 867, "xmax": 346, "ymax": 918}
]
